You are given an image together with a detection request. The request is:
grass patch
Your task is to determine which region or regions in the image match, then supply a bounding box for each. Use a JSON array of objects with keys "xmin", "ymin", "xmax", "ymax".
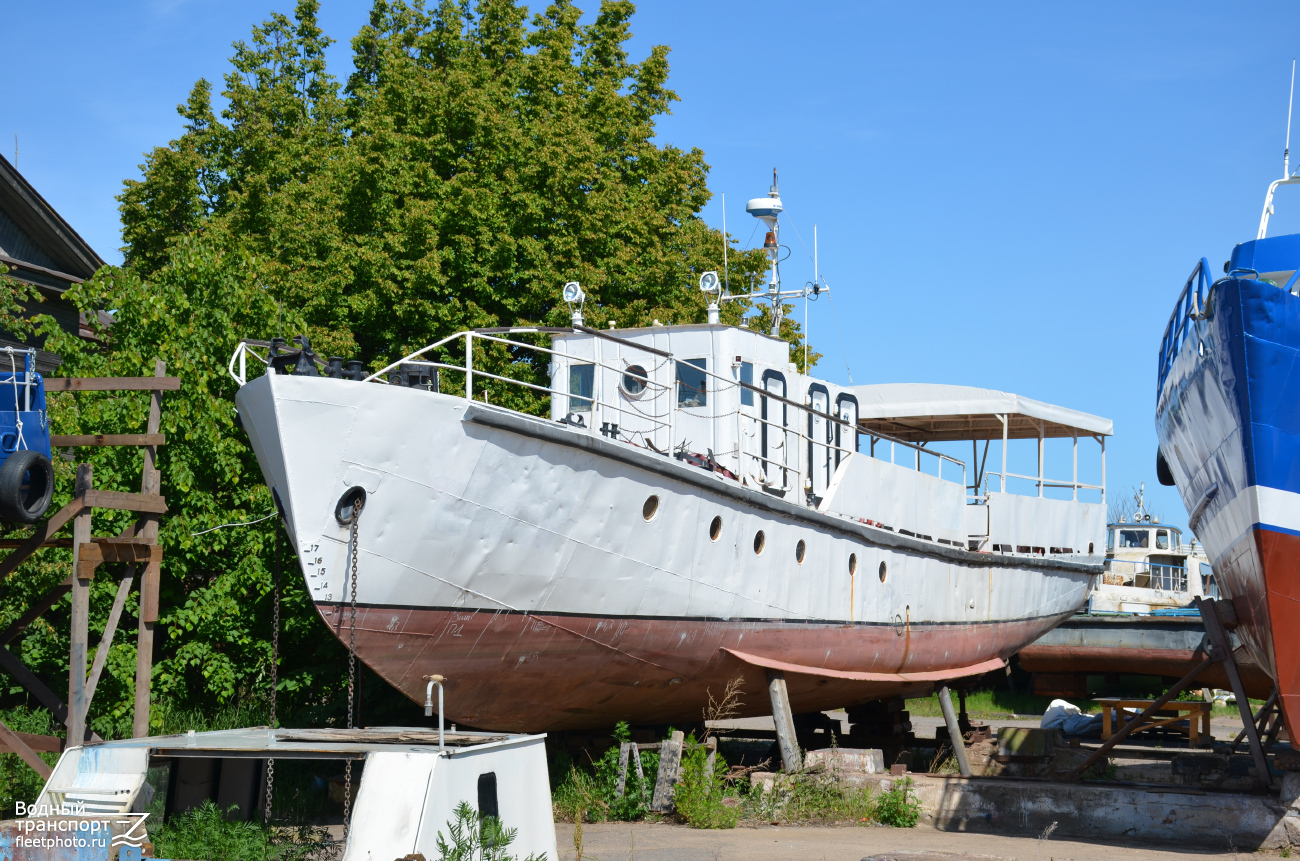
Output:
[
  {"xmin": 0, "ymin": 707, "xmax": 59, "ymax": 818},
  {"xmin": 150, "ymin": 800, "xmax": 328, "ymax": 861},
  {"xmin": 904, "ymin": 690, "xmax": 1082, "ymax": 719}
]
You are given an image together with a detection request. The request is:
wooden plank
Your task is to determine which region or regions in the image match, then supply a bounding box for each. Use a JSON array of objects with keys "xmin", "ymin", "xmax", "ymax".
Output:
[
  {"xmin": 0, "ymin": 539, "xmax": 71, "ymax": 549},
  {"xmin": 615, "ymin": 741, "xmax": 631, "ymax": 797},
  {"xmin": 0, "ymin": 496, "xmax": 88, "ymax": 580},
  {"xmin": 83, "ymin": 490, "xmax": 166, "ymax": 514},
  {"xmin": 650, "ymin": 730, "xmax": 684, "ymax": 813},
  {"xmin": 51, "ymin": 434, "xmax": 165, "ymax": 447},
  {"xmin": 0, "ymin": 730, "xmax": 61, "ymax": 753},
  {"xmin": 45, "ymin": 377, "xmax": 180, "ymax": 392},
  {"xmin": 0, "ymin": 578, "xmax": 71, "ymax": 645},
  {"xmin": 78, "ymin": 542, "xmax": 161, "ymax": 565},
  {"xmin": 134, "ymin": 359, "xmax": 165, "ymax": 738},
  {"xmin": 68, "ymin": 465, "xmax": 93, "ymax": 748},
  {"xmin": 84, "ymin": 573, "xmax": 134, "ymax": 713},
  {"xmin": 0, "ymin": 719, "xmax": 52, "ymax": 779}
]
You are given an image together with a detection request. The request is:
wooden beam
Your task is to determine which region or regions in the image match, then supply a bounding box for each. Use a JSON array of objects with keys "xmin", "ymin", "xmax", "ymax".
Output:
[
  {"xmin": 766, "ymin": 669, "xmax": 803, "ymax": 773},
  {"xmin": 78, "ymin": 542, "xmax": 161, "ymax": 566},
  {"xmin": 0, "ymin": 729, "xmax": 61, "ymax": 753},
  {"xmin": 83, "ymin": 489, "xmax": 166, "ymax": 515},
  {"xmin": 0, "ymin": 647, "xmax": 68, "ymax": 724},
  {"xmin": 45, "ymin": 377, "xmax": 180, "ymax": 393},
  {"xmin": 0, "ymin": 719, "xmax": 52, "ymax": 779},
  {"xmin": 0, "ymin": 539, "xmax": 71, "ymax": 549},
  {"xmin": 84, "ymin": 573, "xmax": 134, "ymax": 713},
  {"xmin": 68, "ymin": 465, "xmax": 93, "ymax": 748},
  {"xmin": 134, "ymin": 360, "xmax": 166, "ymax": 738},
  {"xmin": 0, "ymin": 577, "xmax": 71, "ymax": 645},
  {"xmin": 51, "ymin": 434, "xmax": 165, "ymax": 448},
  {"xmin": 0, "ymin": 496, "xmax": 89, "ymax": 580}
]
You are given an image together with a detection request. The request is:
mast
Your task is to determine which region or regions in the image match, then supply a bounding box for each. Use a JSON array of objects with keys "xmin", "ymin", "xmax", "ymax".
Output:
[{"xmin": 1258, "ymin": 60, "xmax": 1300, "ymax": 240}]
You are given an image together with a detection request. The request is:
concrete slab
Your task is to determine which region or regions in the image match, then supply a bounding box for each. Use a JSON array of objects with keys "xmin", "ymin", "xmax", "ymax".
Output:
[{"xmin": 557, "ymin": 822, "xmax": 1249, "ymax": 860}]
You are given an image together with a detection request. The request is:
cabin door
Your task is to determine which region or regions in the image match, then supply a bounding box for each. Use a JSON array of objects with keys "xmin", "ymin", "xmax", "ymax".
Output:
[
  {"xmin": 808, "ymin": 385, "xmax": 831, "ymax": 498},
  {"xmin": 835, "ymin": 394, "xmax": 859, "ymax": 471},
  {"xmin": 761, "ymin": 371, "xmax": 789, "ymax": 493}
]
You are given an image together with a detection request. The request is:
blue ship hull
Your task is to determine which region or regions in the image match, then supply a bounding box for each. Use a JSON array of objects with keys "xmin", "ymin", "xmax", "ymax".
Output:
[{"xmin": 1156, "ymin": 235, "xmax": 1300, "ymax": 736}]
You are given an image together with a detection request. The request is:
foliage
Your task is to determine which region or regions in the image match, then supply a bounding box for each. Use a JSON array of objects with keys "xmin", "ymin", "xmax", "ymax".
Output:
[
  {"xmin": 0, "ymin": 0, "xmax": 821, "ymax": 762},
  {"xmin": 552, "ymin": 721, "xmax": 658, "ymax": 823},
  {"xmin": 0, "ymin": 707, "xmax": 58, "ymax": 818},
  {"xmin": 740, "ymin": 773, "xmax": 876, "ymax": 825},
  {"xmin": 873, "ymin": 777, "xmax": 921, "ymax": 828},
  {"xmin": 434, "ymin": 800, "xmax": 545, "ymax": 861},
  {"xmin": 673, "ymin": 732, "xmax": 738, "ymax": 829},
  {"xmin": 150, "ymin": 800, "xmax": 327, "ymax": 861}
]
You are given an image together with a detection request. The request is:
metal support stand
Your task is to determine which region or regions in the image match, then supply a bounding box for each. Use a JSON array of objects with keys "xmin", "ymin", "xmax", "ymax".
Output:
[
  {"xmin": 766, "ymin": 669, "xmax": 802, "ymax": 773},
  {"xmin": 938, "ymin": 685, "xmax": 972, "ymax": 777},
  {"xmin": 1076, "ymin": 597, "xmax": 1272, "ymax": 789}
]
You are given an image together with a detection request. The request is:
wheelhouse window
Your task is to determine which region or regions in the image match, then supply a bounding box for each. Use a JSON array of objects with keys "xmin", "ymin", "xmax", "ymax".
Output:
[
  {"xmin": 1119, "ymin": 529, "xmax": 1149, "ymax": 549},
  {"xmin": 740, "ymin": 361, "xmax": 754, "ymax": 406},
  {"xmin": 569, "ymin": 363, "xmax": 594, "ymax": 412},
  {"xmin": 677, "ymin": 359, "xmax": 707, "ymax": 408},
  {"xmin": 1156, "ymin": 529, "xmax": 1170, "ymax": 550}
]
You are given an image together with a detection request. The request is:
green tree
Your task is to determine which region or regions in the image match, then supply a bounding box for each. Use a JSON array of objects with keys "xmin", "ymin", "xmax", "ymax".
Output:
[{"xmin": 0, "ymin": 0, "xmax": 818, "ymax": 745}]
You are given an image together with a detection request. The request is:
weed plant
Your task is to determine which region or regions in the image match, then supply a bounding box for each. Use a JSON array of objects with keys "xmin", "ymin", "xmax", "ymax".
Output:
[
  {"xmin": 150, "ymin": 800, "xmax": 329, "ymax": 861},
  {"xmin": 433, "ymin": 801, "xmax": 545, "ymax": 861},
  {"xmin": 674, "ymin": 733, "xmax": 739, "ymax": 828},
  {"xmin": 874, "ymin": 778, "xmax": 921, "ymax": 827},
  {"xmin": 552, "ymin": 721, "xmax": 658, "ymax": 823}
]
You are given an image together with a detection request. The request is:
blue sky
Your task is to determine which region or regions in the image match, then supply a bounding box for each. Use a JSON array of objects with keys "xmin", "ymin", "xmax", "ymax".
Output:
[{"xmin": 6, "ymin": 0, "xmax": 1300, "ymax": 532}]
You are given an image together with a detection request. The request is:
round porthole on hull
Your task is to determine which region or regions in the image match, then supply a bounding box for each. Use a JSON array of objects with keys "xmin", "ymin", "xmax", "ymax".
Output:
[
  {"xmin": 879, "ymin": 561, "xmax": 887, "ymax": 583},
  {"xmin": 849, "ymin": 553, "xmax": 857, "ymax": 575},
  {"xmin": 643, "ymin": 495, "xmax": 660, "ymax": 521},
  {"xmin": 795, "ymin": 539, "xmax": 806, "ymax": 563},
  {"xmin": 754, "ymin": 530, "xmax": 766, "ymax": 555},
  {"xmin": 709, "ymin": 516, "xmax": 723, "ymax": 541}
]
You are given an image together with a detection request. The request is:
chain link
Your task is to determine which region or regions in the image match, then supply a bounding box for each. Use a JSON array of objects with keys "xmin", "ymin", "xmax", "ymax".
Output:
[
  {"xmin": 264, "ymin": 533, "xmax": 280, "ymax": 823},
  {"xmin": 343, "ymin": 500, "xmax": 363, "ymax": 841}
]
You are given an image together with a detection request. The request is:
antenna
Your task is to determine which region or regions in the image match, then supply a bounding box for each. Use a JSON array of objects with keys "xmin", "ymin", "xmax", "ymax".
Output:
[
  {"xmin": 807, "ymin": 225, "xmax": 817, "ymax": 372},
  {"xmin": 1257, "ymin": 60, "xmax": 1300, "ymax": 240},
  {"xmin": 1287, "ymin": 59, "xmax": 1296, "ymax": 179},
  {"xmin": 722, "ymin": 193, "xmax": 730, "ymax": 296}
]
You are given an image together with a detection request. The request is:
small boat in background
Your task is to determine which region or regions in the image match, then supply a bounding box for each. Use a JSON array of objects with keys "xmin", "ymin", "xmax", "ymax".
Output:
[{"xmin": 1093, "ymin": 484, "xmax": 1210, "ymax": 615}]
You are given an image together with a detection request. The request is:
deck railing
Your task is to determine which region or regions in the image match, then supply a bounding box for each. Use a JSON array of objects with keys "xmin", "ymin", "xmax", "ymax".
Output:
[
  {"xmin": 228, "ymin": 328, "xmax": 966, "ymax": 498},
  {"xmin": 1157, "ymin": 258, "xmax": 1214, "ymax": 395}
]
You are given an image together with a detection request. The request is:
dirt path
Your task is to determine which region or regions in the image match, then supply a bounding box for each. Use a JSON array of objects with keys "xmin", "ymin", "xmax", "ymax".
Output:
[{"xmin": 556, "ymin": 821, "xmax": 1261, "ymax": 861}]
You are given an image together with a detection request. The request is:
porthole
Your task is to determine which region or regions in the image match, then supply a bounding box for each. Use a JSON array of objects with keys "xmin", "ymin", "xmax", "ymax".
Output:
[
  {"xmin": 879, "ymin": 561, "xmax": 888, "ymax": 583},
  {"xmin": 1088, "ymin": 542, "xmax": 1094, "ymax": 555},
  {"xmin": 621, "ymin": 364, "xmax": 649, "ymax": 398},
  {"xmin": 709, "ymin": 516, "xmax": 723, "ymax": 541},
  {"xmin": 849, "ymin": 553, "xmax": 857, "ymax": 575},
  {"xmin": 754, "ymin": 530, "xmax": 766, "ymax": 555},
  {"xmin": 643, "ymin": 495, "xmax": 659, "ymax": 521},
  {"xmin": 795, "ymin": 539, "xmax": 806, "ymax": 563}
]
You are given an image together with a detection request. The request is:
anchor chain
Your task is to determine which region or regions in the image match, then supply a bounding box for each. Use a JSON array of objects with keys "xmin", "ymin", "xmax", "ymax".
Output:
[
  {"xmin": 343, "ymin": 499, "xmax": 363, "ymax": 840},
  {"xmin": 264, "ymin": 533, "xmax": 280, "ymax": 823}
]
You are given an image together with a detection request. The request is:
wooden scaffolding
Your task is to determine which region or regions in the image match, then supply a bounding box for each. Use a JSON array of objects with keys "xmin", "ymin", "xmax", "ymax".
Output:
[{"xmin": 0, "ymin": 362, "xmax": 177, "ymax": 778}]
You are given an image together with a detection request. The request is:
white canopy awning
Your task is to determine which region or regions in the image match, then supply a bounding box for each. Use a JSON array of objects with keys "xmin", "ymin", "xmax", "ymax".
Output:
[{"xmin": 849, "ymin": 383, "xmax": 1112, "ymax": 443}]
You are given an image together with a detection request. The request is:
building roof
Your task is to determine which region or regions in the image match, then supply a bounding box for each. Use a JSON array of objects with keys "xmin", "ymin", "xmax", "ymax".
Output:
[
  {"xmin": 849, "ymin": 383, "xmax": 1113, "ymax": 443},
  {"xmin": 0, "ymin": 153, "xmax": 103, "ymax": 292}
]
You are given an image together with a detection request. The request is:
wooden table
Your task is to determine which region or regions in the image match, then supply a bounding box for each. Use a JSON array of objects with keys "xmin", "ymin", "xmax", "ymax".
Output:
[{"xmin": 1095, "ymin": 697, "xmax": 1212, "ymax": 747}]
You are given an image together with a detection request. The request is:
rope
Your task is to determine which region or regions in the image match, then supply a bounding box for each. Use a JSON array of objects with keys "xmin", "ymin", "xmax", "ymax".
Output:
[
  {"xmin": 4, "ymin": 348, "xmax": 25, "ymax": 452},
  {"xmin": 192, "ymin": 511, "xmax": 277, "ymax": 536},
  {"xmin": 264, "ymin": 534, "xmax": 280, "ymax": 823},
  {"xmin": 343, "ymin": 500, "xmax": 363, "ymax": 841}
]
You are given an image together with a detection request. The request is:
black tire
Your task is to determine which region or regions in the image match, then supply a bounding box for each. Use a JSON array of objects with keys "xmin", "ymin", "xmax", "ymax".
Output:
[
  {"xmin": 0, "ymin": 450, "xmax": 53, "ymax": 524},
  {"xmin": 1156, "ymin": 448, "xmax": 1176, "ymax": 487}
]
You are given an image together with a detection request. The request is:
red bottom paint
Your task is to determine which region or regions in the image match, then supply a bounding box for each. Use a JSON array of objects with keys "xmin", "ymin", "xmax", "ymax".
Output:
[{"xmin": 320, "ymin": 603, "xmax": 1067, "ymax": 731}]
